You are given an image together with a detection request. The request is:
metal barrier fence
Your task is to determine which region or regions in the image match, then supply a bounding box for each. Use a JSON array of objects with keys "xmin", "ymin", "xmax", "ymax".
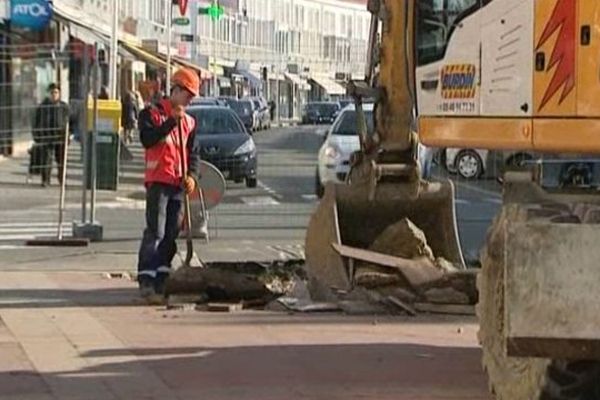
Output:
[{"xmin": 0, "ymin": 41, "xmax": 110, "ymax": 244}]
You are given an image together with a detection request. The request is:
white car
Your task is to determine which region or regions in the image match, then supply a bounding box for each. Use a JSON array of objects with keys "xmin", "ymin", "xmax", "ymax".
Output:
[
  {"xmin": 315, "ymin": 104, "xmax": 374, "ymax": 197},
  {"xmin": 445, "ymin": 148, "xmax": 536, "ymax": 179},
  {"xmin": 316, "ymin": 104, "xmax": 440, "ymax": 196}
]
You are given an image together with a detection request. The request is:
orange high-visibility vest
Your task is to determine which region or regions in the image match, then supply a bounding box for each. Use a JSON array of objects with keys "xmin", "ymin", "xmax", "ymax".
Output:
[{"xmin": 144, "ymin": 99, "xmax": 195, "ymax": 187}]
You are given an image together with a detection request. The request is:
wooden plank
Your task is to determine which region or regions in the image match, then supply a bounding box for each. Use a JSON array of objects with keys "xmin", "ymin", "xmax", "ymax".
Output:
[{"xmin": 331, "ymin": 243, "xmax": 444, "ymax": 287}]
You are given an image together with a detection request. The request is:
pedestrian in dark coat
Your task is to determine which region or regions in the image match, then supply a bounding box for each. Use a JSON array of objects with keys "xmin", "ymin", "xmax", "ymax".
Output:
[{"xmin": 33, "ymin": 83, "xmax": 70, "ymax": 187}]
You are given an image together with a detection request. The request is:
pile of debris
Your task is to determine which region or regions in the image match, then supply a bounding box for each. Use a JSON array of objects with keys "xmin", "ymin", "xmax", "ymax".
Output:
[
  {"xmin": 162, "ymin": 219, "xmax": 478, "ymax": 316},
  {"xmin": 306, "ymin": 218, "xmax": 479, "ymax": 316},
  {"xmin": 164, "ymin": 260, "xmax": 307, "ymax": 311},
  {"xmin": 356, "ymin": 219, "xmax": 477, "ymax": 309}
]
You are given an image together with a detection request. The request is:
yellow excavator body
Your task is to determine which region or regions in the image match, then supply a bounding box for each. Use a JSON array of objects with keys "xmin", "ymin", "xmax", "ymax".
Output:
[{"xmin": 306, "ymin": 0, "xmax": 600, "ymax": 398}]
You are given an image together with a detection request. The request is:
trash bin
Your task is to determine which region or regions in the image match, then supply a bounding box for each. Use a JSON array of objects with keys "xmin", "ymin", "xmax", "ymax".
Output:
[{"xmin": 86, "ymin": 100, "xmax": 122, "ymax": 191}]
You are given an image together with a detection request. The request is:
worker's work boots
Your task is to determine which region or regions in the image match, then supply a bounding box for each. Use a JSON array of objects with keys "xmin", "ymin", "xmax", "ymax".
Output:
[{"xmin": 138, "ymin": 275, "xmax": 166, "ymax": 305}]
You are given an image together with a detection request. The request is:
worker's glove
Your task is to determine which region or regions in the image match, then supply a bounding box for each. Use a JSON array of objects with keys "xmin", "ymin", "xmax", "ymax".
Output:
[
  {"xmin": 183, "ymin": 175, "xmax": 196, "ymax": 195},
  {"xmin": 172, "ymin": 105, "xmax": 185, "ymax": 120}
]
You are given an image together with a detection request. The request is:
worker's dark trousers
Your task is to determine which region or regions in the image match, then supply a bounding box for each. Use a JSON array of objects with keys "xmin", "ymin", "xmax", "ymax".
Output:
[{"xmin": 137, "ymin": 182, "xmax": 183, "ymax": 280}]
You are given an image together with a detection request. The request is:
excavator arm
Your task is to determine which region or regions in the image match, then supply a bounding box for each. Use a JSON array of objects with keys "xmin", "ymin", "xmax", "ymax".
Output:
[{"xmin": 305, "ymin": 0, "xmax": 465, "ymax": 301}]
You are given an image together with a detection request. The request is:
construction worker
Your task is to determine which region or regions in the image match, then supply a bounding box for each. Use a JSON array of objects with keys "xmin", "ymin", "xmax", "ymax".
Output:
[{"xmin": 137, "ymin": 68, "xmax": 201, "ymax": 300}]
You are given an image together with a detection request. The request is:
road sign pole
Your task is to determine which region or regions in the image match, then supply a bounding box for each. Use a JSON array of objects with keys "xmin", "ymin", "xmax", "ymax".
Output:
[{"xmin": 166, "ymin": 0, "xmax": 173, "ymax": 92}]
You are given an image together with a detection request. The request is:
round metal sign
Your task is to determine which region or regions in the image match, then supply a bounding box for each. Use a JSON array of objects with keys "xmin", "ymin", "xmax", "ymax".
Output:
[{"xmin": 190, "ymin": 160, "xmax": 226, "ymax": 210}]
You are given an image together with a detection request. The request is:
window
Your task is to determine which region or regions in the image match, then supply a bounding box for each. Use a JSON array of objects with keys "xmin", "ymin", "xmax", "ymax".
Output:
[
  {"xmin": 149, "ymin": 0, "xmax": 166, "ymax": 25},
  {"xmin": 332, "ymin": 110, "xmax": 375, "ymax": 136},
  {"xmin": 416, "ymin": 0, "xmax": 482, "ymax": 66},
  {"xmin": 191, "ymin": 109, "xmax": 245, "ymax": 135}
]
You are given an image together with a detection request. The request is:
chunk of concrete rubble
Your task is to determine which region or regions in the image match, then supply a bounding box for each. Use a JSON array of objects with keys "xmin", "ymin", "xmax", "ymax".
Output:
[
  {"xmin": 352, "ymin": 218, "xmax": 447, "ymax": 292},
  {"xmin": 417, "ymin": 270, "xmax": 479, "ymax": 304},
  {"xmin": 354, "ymin": 266, "xmax": 406, "ymax": 288},
  {"xmin": 369, "ymin": 218, "xmax": 435, "ymax": 260},
  {"xmin": 435, "ymin": 258, "xmax": 459, "ymax": 273}
]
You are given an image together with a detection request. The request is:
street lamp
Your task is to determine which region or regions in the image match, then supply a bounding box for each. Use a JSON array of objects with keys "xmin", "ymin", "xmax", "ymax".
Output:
[
  {"xmin": 109, "ymin": 0, "xmax": 120, "ymax": 99},
  {"xmin": 165, "ymin": 0, "xmax": 173, "ymax": 93}
]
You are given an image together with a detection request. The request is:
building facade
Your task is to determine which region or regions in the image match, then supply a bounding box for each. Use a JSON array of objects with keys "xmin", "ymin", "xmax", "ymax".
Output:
[
  {"xmin": 140, "ymin": 0, "xmax": 371, "ymax": 117},
  {"xmin": 0, "ymin": 0, "xmax": 370, "ymax": 150}
]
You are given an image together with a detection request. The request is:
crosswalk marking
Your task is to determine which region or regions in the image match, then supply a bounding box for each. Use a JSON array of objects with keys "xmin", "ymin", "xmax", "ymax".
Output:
[
  {"xmin": 241, "ymin": 196, "xmax": 280, "ymax": 206},
  {"xmin": 0, "ymin": 222, "xmax": 72, "ymax": 242}
]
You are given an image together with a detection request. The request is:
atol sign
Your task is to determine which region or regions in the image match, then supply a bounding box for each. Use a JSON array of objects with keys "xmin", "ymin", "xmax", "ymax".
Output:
[
  {"xmin": 10, "ymin": 0, "xmax": 52, "ymax": 31},
  {"xmin": 440, "ymin": 64, "xmax": 477, "ymax": 99}
]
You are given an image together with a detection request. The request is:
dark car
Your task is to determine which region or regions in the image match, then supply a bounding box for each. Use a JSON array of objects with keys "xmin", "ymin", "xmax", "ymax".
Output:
[
  {"xmin": 218, "ymin": 96, "xmax": 238, "ymax": 107},
  {"xmin": 229, "ymin": 99, "xmax": 256, "ymax": 132},
  {"xmin": 302, "ymin": 102, "xmax": 341, "ymax": 124},
  {"xmin": 191, "ymin": 97, "xmax": 227, "ymax": 106},
  {"xmin": 188, "ymin": 105, "xmax": 258, "ymax": 188}
]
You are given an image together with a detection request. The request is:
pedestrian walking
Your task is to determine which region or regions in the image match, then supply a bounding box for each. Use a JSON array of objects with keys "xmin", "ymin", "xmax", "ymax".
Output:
[
  {"xmin": 121, "ymin": 91, "xmax": 138, "ymax": 144},
  {"xmin": 136, "ymin": 68, "xmax": 201, "ymax": 301},
  {"xmin": 269, "ymin": 100, "xmax": 276, "ymax": 121},
  {"xmin": 33, "ymin": 83, "xmax": 70, "ymax": 187}
]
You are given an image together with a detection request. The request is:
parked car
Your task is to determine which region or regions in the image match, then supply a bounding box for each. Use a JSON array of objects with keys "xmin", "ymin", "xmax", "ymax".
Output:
[
  {"xmin": 188, "ymin": 105, "xmax": 258, "ymax": 188},
  {"xmin": 302, "ymin": 102, "xmax": 341, "ymax": 125},
  {"xmin": 229, "ymin": 99, "xmax": 255, "ymax": 132},
  {"xmin": 218, "ymin": 96, "xmax": 238, "ymax": 107},
  {"xmin": 316, "ymin": 103, "xmax": 374, "ymax": 197},
  {"xmin": 445, "ymin": 148, "xmax": 536, "ymax": 179},
  {"xmin": 191, "ymin": 97, "xmax": 226, "ymax": 106}
]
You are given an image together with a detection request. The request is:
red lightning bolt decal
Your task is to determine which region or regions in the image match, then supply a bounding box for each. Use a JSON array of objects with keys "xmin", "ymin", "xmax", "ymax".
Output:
[{"xmin": 536, "ymin": 0, "xmax": 577, "ymax": 110}]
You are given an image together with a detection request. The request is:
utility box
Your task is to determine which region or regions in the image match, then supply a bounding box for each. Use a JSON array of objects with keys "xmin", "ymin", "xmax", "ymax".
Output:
[{"xmin": 86, "ymin": 100, "xmax": 122, "ymax": 191}]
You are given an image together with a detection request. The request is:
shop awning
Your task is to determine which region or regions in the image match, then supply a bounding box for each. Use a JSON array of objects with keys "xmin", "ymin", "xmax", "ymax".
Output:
[
  {"xmin": 172, "ymin": 55, "xmax": 213, "ymax": 80},
  {"xmin": 237, "ymin": 70, "xmax": 263, "ymax": 88},
  {"xmin": 120, "ymin": 41, "xmax": 168, "ymax": 68},
  {"xmin": 284, "ymin": 72, "xmax": 311, "ymax": 91},
  {"xmin": 120, "ymin": 42, "xmax": 212, "ymax": 79},
  {"xmin": 310, "ymin": 75, "xmax": 346, "ymax": 96}
]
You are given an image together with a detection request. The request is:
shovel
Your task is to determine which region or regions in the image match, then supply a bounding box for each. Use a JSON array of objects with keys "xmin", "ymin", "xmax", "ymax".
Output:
[
  {"xmin": 178, "ymin": 118, "xmax": 196, "ymax": 268},
  {"xmin": 163, "ymin": 118, "xmax": 209, "ymax": 298}
]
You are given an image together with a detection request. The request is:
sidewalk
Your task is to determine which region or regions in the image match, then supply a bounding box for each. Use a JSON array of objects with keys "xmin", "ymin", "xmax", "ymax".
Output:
[{"xmin": 0, "ymin": 270, "xmax": 492, "ymax": 400}]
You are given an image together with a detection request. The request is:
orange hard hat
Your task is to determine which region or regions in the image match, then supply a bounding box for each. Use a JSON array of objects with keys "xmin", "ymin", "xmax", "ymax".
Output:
[{"xmin": 172, "ymin": 68, "xmax": 200, "ymax": 97}]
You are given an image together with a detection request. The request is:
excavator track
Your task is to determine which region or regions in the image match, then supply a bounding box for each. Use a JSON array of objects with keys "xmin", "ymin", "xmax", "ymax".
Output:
[{"xmin": 478, "ymin": 203, "xmax": 600, "ymax": 400}]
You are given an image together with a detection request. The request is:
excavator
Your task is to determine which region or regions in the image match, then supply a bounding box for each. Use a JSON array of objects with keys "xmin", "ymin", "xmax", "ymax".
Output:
[{"xmin": 305, "ymin": 0, "xmax": 600, "ymax": 398}]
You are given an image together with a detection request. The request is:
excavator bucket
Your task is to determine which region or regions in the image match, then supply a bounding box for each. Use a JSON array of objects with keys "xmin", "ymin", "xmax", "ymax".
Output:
[{"xmin": 305, "ymin": 178, "xmax": 465, "ymax": 300}]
